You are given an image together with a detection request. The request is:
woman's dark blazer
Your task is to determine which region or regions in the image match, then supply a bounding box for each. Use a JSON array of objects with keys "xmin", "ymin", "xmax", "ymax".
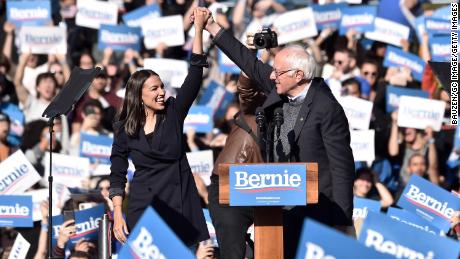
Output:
[{"xmin": 109, "ymin": 54, "xmax": 210, "ymax": 246}]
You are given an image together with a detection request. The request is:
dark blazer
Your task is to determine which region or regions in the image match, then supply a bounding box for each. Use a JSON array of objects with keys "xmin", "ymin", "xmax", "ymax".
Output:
[
  {"xmin": 109, "ymin": 54, "xmax": 209, "ymax": 246},
  {"xmin": 213, "ymin": 29, "xmax": 355, "ymax": 226}
]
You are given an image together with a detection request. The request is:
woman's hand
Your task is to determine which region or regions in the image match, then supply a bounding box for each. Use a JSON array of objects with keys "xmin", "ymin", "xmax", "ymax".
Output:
[
  {"xmin": 193, "ymin": 7, "xmax": 211, "ymax": 31},
  {"xmin": 113, "ymin": 211, "xmax": 129, "ymax": 244},
  {"xmin": 57, "ymin": 219, "xmax": 76, "ymax": 249}
]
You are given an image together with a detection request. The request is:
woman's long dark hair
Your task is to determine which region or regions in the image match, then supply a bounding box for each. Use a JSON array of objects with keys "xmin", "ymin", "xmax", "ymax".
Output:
[{"xmin": 118, "ymin": 69, "xmax": 160, "ymax": 137}]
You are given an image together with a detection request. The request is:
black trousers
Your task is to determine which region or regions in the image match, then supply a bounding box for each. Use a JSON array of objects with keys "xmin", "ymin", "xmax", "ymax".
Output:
[{"xmin": 208, "ymin": 174, "xmax": 254, "ymax": 259}]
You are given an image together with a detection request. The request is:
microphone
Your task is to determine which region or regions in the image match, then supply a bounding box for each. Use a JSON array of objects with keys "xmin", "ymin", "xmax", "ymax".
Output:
[
  {"xmin": 255, "ymin": 107, "xmax": 265, "ymax": 130},
  {"xmin": 274, "ymin": 107, "xmax": 283, "ymax": 140}
]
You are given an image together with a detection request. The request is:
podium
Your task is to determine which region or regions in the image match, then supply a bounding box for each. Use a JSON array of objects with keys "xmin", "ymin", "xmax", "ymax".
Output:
[{"xmin": 218, "ymin": 163, "xmax": 318, "ymax": 259}]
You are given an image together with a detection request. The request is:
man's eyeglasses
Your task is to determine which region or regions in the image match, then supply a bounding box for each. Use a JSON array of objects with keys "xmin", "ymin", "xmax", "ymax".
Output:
[
  {"xmin": 363, "ymin": 71, "xmax": 377, "ymax": 77},
  {"xmin": 272, "ymin": 68, "xmax": 297, "ymax": 78}
]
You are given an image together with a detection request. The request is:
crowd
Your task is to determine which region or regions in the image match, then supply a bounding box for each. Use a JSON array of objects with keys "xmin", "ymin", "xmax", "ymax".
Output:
[{"xmin": 0, "ymin": 0, "xmax": 457, "ymax": 258}]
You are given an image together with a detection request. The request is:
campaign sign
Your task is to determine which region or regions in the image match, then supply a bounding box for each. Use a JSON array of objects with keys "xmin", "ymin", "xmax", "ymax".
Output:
[
  {"xmin": 295, "ymin": 219, "xmax": 390, "ymax": 259},
  {"xmin": 387, "ymin": 207, "xmax": 442, "ymax": 235},
  {"xmin": 122, "ymin": 4, "xmax": 161, "ymax": 28},
  {"xmin": 350, "ymin": 130, "xmax": 375, "ymax": 162},
  {"xmin": 364, "ymin": 17, "xmax": 410, "ymax": 47},
  {"xmin": 118, "ymin": 206, "xmax": 195, "ymax": 259},
  {"xmin": 75, "ymin": 0, "xmax": 118, "ymax": 29},
  {"xmin": 312, "ymin": 3, "xmax": 346, "ymax": 30},
  {"xmin": 8, "ymin": 233, "xmax": 30, "ymax": 259},
  {"xmin": 19, "ymin": 26, "xmax": 67, "ymax": 55},
  {"xmin": 79, "ymin": 133, "xmax": 113, "ymax": 165},
  {"xmin": 0, "ymin": 150, "xmax": 41, "ymax": 195},
  {"xmin": 25, "ymin": 188, "xmax": 64, "ymax": 221},
  {"xmin": 218, "ymin": 50, "xmax": 240, "ymax": 74},
  {"xmin": 44, "ymin": 153, "xmax": 90, "ymax": 188},
  {"xmin": 415, "ymin": 16, "xmax": 426, "ymax": 43},
  {"xmin": 353, "ymin": 197, "xmax": 381, "ymax": 220},
  {"xmin": 273, "ymin": 7, "xmax": 318, "ymax": 45},
  {"xmin": 51, "ymin": 204, "xmax": 105, "ymax": 249},
  {"xmin": 359, "ymin": 211, "xmax": 460, "ymax": 258},
  {"xmin": 397, "ymin": 175, "xmax": 460, "ymax": 232},
  {"xmin": 375, "ymin": 0, "xmax": 410, "ymax": 27},
  {"xmin": 430, "ymin": 36, "xmax": 451, "ymax": 62},
  {"xmin": 397, "ymin": 96, "xmax": 445, "ymax": 132},
  {"xmin": 141, "ymin": 15, "xmax": 185, "ymax": 49},
  {"xmin": 339, "ymin": 96, "xmax": 373, "ymax": 130},
  {"xmin": 186, "ymin": 150, "xmax": 213, "ymax": 186},
  {"xmin": 383, "ymin": 46, "xmax": 426, "ymax": 81},
  {"xmin": 184, "ymin": 106, "xmax": 213, "ymax": 134},
  {"xmin": 143, "ymin": 58, "xmax": 188, "ymax": 88},
  {"xmin": 203, "ymin": 209, "xmax": 218, "ymax": 247},
  {"xmin": 7, "ymin": 0, "xmax": 51, "ymax": 27},
  {"xmin": 0, "ymin": 195, "xmax": 33, "ymax": 227},
  {"xmin": 385, "ymin": 85, "xmax": 429, "ymax": 113},
  {"xmin": 339, "ymin": 6, "xmax": 377, "ymax": 35},
  {"xmin": 98, "ymin": 25, "xmax": 141, "ymax": 52},
  {"xmin": 433, "ymin": 5, "xmax": 451, "ymax": 20},
  {"xmin": 425, "ymin": 17, "xmax": 453, "ymax": 36},
  {"xmin": 198, "ymin": 80, "xmax": 235, "ymax": 119},
  {"xmin": 229, "ymin": 164, "xmax": 306, "ymax": 206}
]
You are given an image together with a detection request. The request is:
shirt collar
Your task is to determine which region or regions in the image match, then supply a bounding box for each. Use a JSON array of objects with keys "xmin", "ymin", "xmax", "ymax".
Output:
[{"xmin": 287, "ymin": 81, "xmax": 312, "ymax": 105}]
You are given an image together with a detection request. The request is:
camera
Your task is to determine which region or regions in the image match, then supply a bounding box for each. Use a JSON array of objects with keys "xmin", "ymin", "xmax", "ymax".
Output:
[{"xmin": 253, "ymin": 28, "xmax": 278, "ymax": 49}]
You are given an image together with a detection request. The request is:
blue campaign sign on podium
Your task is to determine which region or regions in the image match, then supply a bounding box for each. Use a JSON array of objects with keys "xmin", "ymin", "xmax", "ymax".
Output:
[
  {"xmin": 0, "ymin": 195, "xmax": 33, "ymax": 227},
  {"xmin": 118, "ymin": 206, "xmax": 194, "ymax": 259},
  {"xmin": 295, "ymin": 219, "xmax": 391, "ymax": 259},
  {"xmin": 229, "ymin": 164, "xmax": 306, "ymax": 206}
]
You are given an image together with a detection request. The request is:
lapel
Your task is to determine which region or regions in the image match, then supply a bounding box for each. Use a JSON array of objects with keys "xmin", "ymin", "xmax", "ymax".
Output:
[{"xmin": 293, "ymin": 81, "xmax": 317, "ymax": 141}]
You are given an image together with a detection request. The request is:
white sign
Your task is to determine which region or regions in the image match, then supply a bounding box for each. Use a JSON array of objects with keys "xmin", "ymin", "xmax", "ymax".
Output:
[
  {"xmin": 273, "ymin": 7, "xmax": 318, "ymax": 45},
  {"xmin": 75, "ymin": 0, "xmax": 118, "ymax": 29},
  {"xmin": 143, "ymin": 58, "xmax": 188, "ymax": 88},
  {"xmin": 0, "ymin": 150, "xmax": 41, "ymax": 195},
  {"xmin": 397, "ymin": 96, "xmax": 446, "ymax": 132},
  {"xmin": 8, "ymin": 233, "xmax": 30, "ymax": 259},
  {"xmin": 339, "ymin": 96, "xmax": 373, "ymax": 130},
  {"xmin": 44, "ymin": 153, "xmax": 90, "ymax": 188},
  {"xmin": 365, "ymin": 17, "xmax": 410, "ymax": 47},
  {"xmin": 19, "ymin": 26, "xmax": 67, "ymax": 54},
  {"xmin": 186, "ymin": 150, "xmax": 214, "ymax": 186},
  {"xmin": 141, "ymin": 15, "xmax": 185, "ymax": 49},
  {"xmin": 350, "ymin": 130, "xmax": 375, "ymax": 162},
  {"xmin": 25, "ymin": 188, "xmax": 63, "ymax": 221}
]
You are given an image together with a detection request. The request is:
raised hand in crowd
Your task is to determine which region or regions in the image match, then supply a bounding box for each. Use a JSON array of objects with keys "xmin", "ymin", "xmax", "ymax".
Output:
[
  {"xmin": 34, "ymin": 201, "xmax": 50, "ymax": 259},
  {"xmin": 345, "ymin": 28, "xmax": 360, "ymax": 51},
  {"xmin": 196, "ymin": 240, "xmax": 216, "ymax": 259},
  {"xmin": 74, "ymin": 238, "xmax": 96, "ymax": 253},
  {"xmin": 2, "ymin": 22, "xmax": 15, "ymax": 62},
  {"xmin": 56, "ymin": 219, "xmax": 77, "ymax": 249}
]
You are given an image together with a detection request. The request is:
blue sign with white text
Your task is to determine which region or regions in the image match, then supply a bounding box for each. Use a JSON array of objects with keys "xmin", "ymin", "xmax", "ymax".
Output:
[
  {"xmin": 7, "ymin": 0, "xmax": 51, "ymax": 27},
  {"xmin": 397, "ymin": 175, "xmax": 460, "ymax": 232},
  {"xmin": 339, "ymin": 6, "xmax": 377, "ymax": 35},
  {"xmin": 383, "ymin": 46, "xmax": 426, "ymax": 81},
  {"xmin": 79, "ymin": 133, "xmax": 113, "ymax": 164},
  {"xmin": 184, "ymin": 106, "xmax": 213, "ymax": 133},
  {"xmin": 387, "ymin": 207, "xmax": 442, "ymax": 235},
  {"xmin": 415, "ymin": 15, "xmax": 426, "ymax": 43},
  {"xmin": 359, "ymin": 212, "xmax": 460, "ymax": 258},
  {"xmin": 118, "ymin": 206, "xmax": 194, "ymax": 259},
  {"xmin": 425, "ymin": 17, "xmax": 454, "ymax": 37},
  {"xmin": 353, "ymin": 197, "xmax": 381, "ymax": 220},
  {"xmin": 376, "ymin": 0, "xmax": 411, "ymax": 27},
  {"xmin": 433, "ymin": 6, "xmax": 451, "ymax": 21},
  {"xmin": 0, "ymin": 195, "xmax": 33, "ymax": 227},
  {"xmin": 198, "ymin": 80, "xmax": 234, "ymax": 120},
  {"xmin": 98, "ymin": 25, "xmax": 141, "ymax": 52},
  {"xmin": 386, "ymin": 85, "xmax": 429, "ymax": 113},
  {"xmin": 312, "ymin": 3, "xmax": 346, "ymax": 30},
  {"xmin": 229, "ymin": 164, "xmax": 306, "ymax": 206},
  {"xmin": 122, "ymin": 4, "xmax": 161, "ymax": 27},
  {"xmin": 430, "ymin": 36, "xmax": 451, "ymax": 62},
  {"xmin": 218, "ymin": 50, "xmax": 240, "ymax": 74},
  {"xmin": 295, "ymin": 219, "xmax": 391, "ymax": 259}
]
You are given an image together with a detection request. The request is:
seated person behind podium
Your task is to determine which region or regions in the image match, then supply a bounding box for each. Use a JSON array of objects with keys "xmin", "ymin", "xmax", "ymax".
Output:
[
  {"xmin": 109, "ymin": 9, "xmax": 210, "ymax": 247},
  {"xmin": 194, "ymin": 7, "xmax": 355, "ymax": 258}
]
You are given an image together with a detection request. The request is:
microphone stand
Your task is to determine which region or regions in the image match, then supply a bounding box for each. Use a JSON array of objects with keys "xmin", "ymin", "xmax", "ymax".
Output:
[{"xmin": 47, "ymin": 116, "xmax": 55, "ymax": 259}]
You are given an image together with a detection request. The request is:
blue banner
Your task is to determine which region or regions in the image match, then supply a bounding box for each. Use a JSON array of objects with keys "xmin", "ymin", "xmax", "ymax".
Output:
[
  {"xmin": 433, "ymin": 6, "xmax": 451, "ymax": 21},
  {"xmin": 203, "ymin": 209, "xmax": 218, "ymax": 247},
  {"xmin": 383, "ymin": 46, "xmax": 426, "ymax": 81},
  {"xmin": 51, "ymin": 204, "xmax": 105, "ymax": 249},
  {"xmin": 98, "ymin": 25, "xmax": 141, "ymax": 52},
  {"xmin": 79, "ymin": 133, "xmax": 113, "ymax": 164},
  {"xmin": 198, "ymin": 80, "xmax": 234, "ymax": 120},
  {"xmin": 312, "ymin": 3, "xmax": 346, "ymax": 30},
  {"xmin": 397, "ymin": 175, "xmax": 460, "ymax": 232},
  {"xmin": 118, "ymin": 206, "xmax": 194, "ymax": 258},
  {"xmin": 229, "ymin": 164, "xmax": 306, "ymax": 206},
  {"xmin": 359, "ymin": 212, "xmax": 460, "ymax": 258},
  {"xmin": 122, "ymin": 4, "xmax": 161, "ymax": 27},
  {"xmin": 339, "ymin": 6, "xmax": 377, "ymax": 35},
  {"xmin": 296, "ymin": 219, "xmax": 391, "ymax": 259},
  {"xmin": 218, "ymin": 50, "xmax": 240, "ymax": 74},
  {"xmin": 184, "ymin": 106, "xmax": 213, "ymax": 133},
  {"xmin": 414, "ymin": 15, "xmax": 426, "ymax": 43},
  {"xmin": 425, "ymin": 17, "xmax": 453, "ymax": 36},
  {"xmin": 429, "ymin": 36, "xmax": 451, "ymax": 62},
  {"xmin": 7, "ymin": 0, "xmax": 51, "ymax": 27},
  {"xmin": 387, "ymin": 207, "xmax": 442, "ymax": 235},
  {"xmin": 0, "ymin": 195, "xmax": 33, "ymax": 227},
  {"xmin": 353, "ymin": 197, "xmax": 381, "ymax": 220},
  {"xmin": 376, "ymin": 0, "xmax": 411, "ymax": 27},
  {"xmin": 386, "ymin": 85, "xmax": 429, "ymax": 113}
]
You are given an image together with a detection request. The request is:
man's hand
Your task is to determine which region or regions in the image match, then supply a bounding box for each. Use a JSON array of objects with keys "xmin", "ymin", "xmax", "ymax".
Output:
[{"xmin": 57, "ymin": 220, "xmax": 76, "ymax": 249}]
